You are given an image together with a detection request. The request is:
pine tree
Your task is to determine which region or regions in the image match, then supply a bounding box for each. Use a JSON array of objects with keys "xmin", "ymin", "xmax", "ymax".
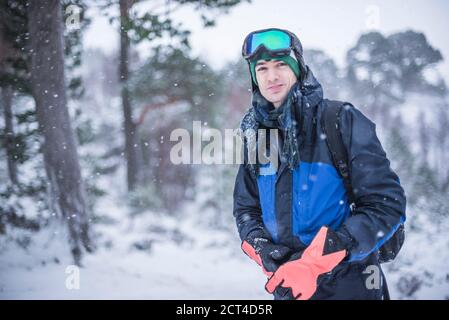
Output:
[{"xmin": 28, "ymin": 0, "xmax": 93, "ymax": 265}]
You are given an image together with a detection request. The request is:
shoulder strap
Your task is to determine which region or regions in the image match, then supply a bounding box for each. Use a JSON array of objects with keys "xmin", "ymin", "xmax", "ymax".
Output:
[{"xmin": 321, "ymin": 99, "xmax": 355, "ymax": 205}]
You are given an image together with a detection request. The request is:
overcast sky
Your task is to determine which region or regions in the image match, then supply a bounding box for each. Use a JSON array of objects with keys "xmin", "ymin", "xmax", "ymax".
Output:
[{"xmin": 84, "ymin": 0, "xmax": 449, "ymax": 82}]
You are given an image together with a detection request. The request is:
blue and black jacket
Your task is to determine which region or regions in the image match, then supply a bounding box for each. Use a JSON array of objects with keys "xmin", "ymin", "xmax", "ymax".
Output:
[{"xmin": 233, "ymin": 67, "xmax": 406, "ymax": 300}]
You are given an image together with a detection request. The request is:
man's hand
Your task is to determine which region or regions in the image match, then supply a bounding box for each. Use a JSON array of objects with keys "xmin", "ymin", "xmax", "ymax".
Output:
[
  {"xmin": 265, "ymin": 226, "xmax": 347, "ymax": 300},
  {"xmin": 241, "ymin": 229, "xmax": 293, "ymax": 277}
]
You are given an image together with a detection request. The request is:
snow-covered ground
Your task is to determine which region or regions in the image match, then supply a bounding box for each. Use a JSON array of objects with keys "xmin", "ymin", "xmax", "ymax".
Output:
[
  {"xmin": 383, "ymin": 208, "xmax": 449, "ymax": 300},
  {"xmin": 0, "ymin": 232, "xmax": 268, "ymax": 300},
  {"xmin": 0, "ymin": 193, "xmax": 270, "ymax": 300}
]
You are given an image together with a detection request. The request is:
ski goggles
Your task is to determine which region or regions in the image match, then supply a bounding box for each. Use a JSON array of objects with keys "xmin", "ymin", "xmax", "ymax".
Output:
[{"xmin": 242, "ymin": 28, "xmax": 296, "ymax": 61}]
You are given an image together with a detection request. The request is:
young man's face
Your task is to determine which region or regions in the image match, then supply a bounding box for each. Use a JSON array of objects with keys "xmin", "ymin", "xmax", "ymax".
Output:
[{"xmin": 255, "ymin": 59, "xmax": 298, "ymax": 108}]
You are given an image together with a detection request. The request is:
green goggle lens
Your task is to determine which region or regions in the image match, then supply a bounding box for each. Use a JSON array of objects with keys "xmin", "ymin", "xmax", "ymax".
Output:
[{"xmin": 246, "ymin": 30, "xmax": 291, "ymax": 56}]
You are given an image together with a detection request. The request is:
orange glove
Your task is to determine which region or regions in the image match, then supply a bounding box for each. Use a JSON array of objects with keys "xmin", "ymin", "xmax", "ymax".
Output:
[{"xmin": 265, "ymin": 226, "xmax": 347, "ymax": 300}]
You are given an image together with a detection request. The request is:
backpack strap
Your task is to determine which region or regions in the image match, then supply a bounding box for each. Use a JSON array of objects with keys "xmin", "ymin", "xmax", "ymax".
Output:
[{"xmin": 321, "ymin": 99, "xmax": 356, "ymax": 206}]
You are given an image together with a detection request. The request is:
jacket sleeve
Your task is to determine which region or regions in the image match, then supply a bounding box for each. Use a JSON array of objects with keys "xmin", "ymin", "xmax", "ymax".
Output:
[
  {"xmin": 233, "ymin": 164, "xmax": 268, "ymax": 241},
  {"xmin": 338, "ymin": 105, "xmax": 406, "ymax": 262}
]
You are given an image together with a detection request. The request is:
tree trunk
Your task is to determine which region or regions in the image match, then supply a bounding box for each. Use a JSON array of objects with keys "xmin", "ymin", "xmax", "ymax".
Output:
[
  {"xmin": 1, "ymin": 86, "xmax": 19, "ymax": 185},
  {"xmin": 120, "ymin": 0, "xmax": 140, "ymax": 191},
  {"xmin": 27, "ymin": 0, "xmax": 93, "ymax": 265}
]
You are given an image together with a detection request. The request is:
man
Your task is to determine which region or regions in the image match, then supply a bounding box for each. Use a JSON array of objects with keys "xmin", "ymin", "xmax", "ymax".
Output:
[{"xmin": 233, "ymin": 28, "xmax": 406, "ymax": 300}]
